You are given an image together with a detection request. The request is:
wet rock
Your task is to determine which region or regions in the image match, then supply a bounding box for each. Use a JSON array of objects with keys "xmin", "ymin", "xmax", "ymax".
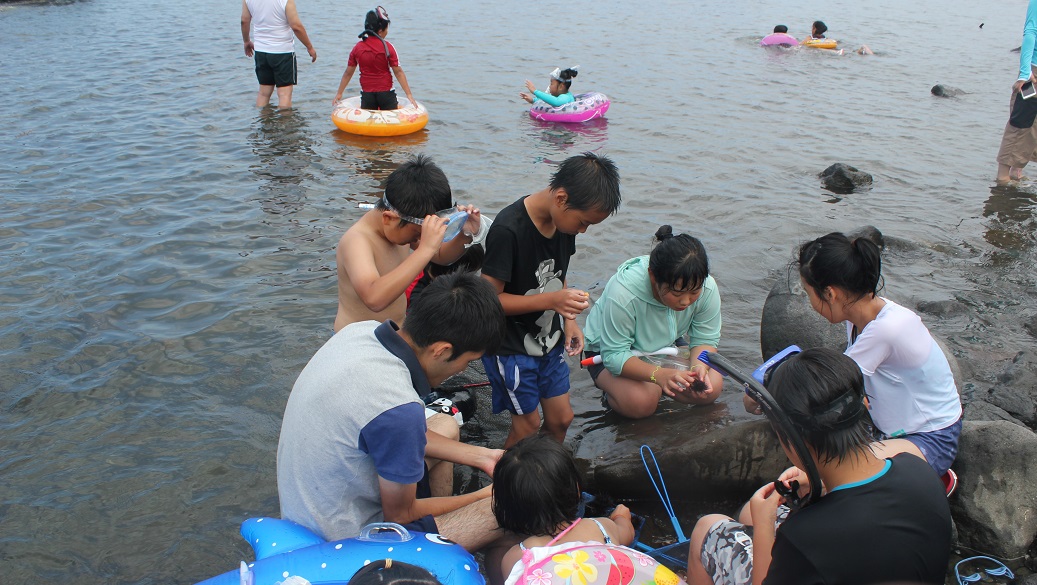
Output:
[
  {"xmin": 987, "ymin": 351, "xmax": 1037, "ymax": 427},
  {"xmin": 1024, "ymin": 314, "xmax": 1037, "ymax": 338},
  {"xmin": 819, "ymin": 163, "xmax": 873, "ymax": 194},
  {"xmin": 916, "ymin": 299, "xmax": 968, "ymax": 318},
  {"xmin": 951, "ymin": 420, "xmax": 1037, "ymax": 558},
  {"xmin": 931, "ymin": 84, "xmax": 965, "ymax": 98},
  {"xmin": 963, "ymin": 399, "xmax": 1027, "ymax": 428},
  {"xmin": 574, "ymin": 412, "xmax": 788, "ymax": 500},
  {"xmin": 760, "ymin": 273, "xmax": 846, "ymax": 360}
]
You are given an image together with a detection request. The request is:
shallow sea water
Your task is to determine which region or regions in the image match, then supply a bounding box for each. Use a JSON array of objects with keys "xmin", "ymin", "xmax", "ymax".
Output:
[{"xmin": 2, "ymin": 0, "xmax": 1036, "ymax": 582}]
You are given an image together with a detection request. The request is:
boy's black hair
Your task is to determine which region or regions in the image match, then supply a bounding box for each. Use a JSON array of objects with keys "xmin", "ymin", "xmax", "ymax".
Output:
[
  {"xmin": 548, "ymin": 152, "xmax": 622, "ymax": 215},
  {"xmin": 773, "ymin": 24, "xmax": 789, "ymax": 33},
  {"xmin": 649, "ymin": 225, "xmax": 710, "ymax": 292},
  {"xmin": 492, "ymin": 434, "xmax": 582, "ymax": 537},
  {"xmin": 812, "ymin": 20, "xmax": 828, "ymax": 36},
  {"xmin": 768, "ymin": 348, "xmax": 874, "ymax": 465},
  {"xmin": 403, "ymin": 272, "xmax": 504, "ymax": 360},
  {"xmin": 376, "ymin": 154, "xmax": 453, "ymax": 226},
  {"xmin": 798, "ymin": 232, "xmax": 883, "ymax": 304},
  {"xmin": 348, "ymin": 559, "xmax": 442, "ymax": 585}
]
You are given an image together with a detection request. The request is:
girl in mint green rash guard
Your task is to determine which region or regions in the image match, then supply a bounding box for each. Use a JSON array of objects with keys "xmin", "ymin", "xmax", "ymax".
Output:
[
  {"xmin": 582, "ymin": 225, "xmax": 724, "ymax": 419},
  {"xmin": 519, "ymin": 66, "xmax": 578, "ymax": 107}
]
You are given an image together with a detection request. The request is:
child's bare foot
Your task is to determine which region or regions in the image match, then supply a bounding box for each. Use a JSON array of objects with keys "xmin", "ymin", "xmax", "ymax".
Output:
[{"xmin": 1010, "ymin": 168, "xmax": 1027, "ymax": 181}]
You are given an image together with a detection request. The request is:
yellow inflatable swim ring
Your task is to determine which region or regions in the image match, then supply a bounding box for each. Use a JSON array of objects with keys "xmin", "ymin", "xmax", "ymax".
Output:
[
  {"xmin": 802, "ymin": 38, "xmax": 838, "ymax": 50},
  {"xmin": 331, "ymin": 96, "xmax": 429, "ymax": 137}
]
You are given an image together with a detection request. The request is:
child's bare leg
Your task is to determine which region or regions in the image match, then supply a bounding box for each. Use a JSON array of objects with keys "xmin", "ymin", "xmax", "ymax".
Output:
[
  {"xmin": 1010, "ymin": 165, "xmax": 1027, "ymax": 180},
  {"xmin": 540, "ymin": 393, "xmax": 574, "ymax": 442},
  {"xmin": 688, "ymin": 514, "xmax": 732, "ymax": 585},
  {"xmin": 997, "ymin": 162, "xmax": 1015, "ymax": 183},
  {"xmin": 596, "ymin": 370, "xmax": 662, "ymax": 418},
  {"xmin": 505, "ymin": 411, "xmax": 541, "ymax": 448},
  {"xmin": 425, "ymin": 413, "xmax": 460, "ymax": 497}
]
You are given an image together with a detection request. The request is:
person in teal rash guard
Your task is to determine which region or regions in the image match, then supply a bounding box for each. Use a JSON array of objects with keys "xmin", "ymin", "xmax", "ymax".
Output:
[
  {"xmin": 582, "ymin": 225, "xmax": 724, "ymax": 419},
  {"xmin": 519, "ymin": 66, "xmax": 579, "ymax": 107},
  {"xmin": 996, "ymin": 0, "xmax": 1037, "ymax": 183}
]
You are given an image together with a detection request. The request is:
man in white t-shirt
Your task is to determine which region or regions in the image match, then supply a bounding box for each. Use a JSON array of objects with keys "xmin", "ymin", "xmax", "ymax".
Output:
[{"xmin": 240, "ymin": 0, "xmax": 317, "ymax": 108}]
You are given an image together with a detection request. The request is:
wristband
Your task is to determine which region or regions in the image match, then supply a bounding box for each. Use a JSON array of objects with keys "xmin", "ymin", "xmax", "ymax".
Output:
[{"xmin": 649, "ymin": 365, "xmax": 662, "ymax": 384}]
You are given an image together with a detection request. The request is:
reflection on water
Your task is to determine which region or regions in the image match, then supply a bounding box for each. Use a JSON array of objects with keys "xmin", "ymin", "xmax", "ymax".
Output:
[
  {"xmin": 330, "ymin": 128, "xmax": 430, "ymax": 203},
  {"xmin": 527, "ymin": 117, "xmax": 610, "ymax": 153},
  {"xmin": 983, "ymin": 184, "xmax": 1037, "ymax": 258},
  {"xmin": 248, "ymin": 109, "xmax": 318, "ymax": 215}
]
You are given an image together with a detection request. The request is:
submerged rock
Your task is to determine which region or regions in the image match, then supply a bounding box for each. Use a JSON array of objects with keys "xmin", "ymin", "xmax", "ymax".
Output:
[
  {"xmin": 951, "ymin": 420, "xmax": 1037, "ymax": 558},
  {"xmin": 916, "ymin": 299, "xmax": 968, "ymax": 318},
  {"xmin": 931, "ymin": 84, "xmax": 966, "ymax": 98},
  {"xmin": 819, "ymin": 163, "xmax": 873, "ymax": 194}
]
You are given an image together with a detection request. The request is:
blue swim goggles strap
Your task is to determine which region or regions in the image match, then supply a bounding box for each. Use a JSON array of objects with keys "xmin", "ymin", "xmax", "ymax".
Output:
[
  {"xmin": 639, "ymin": 444, "xmax": 687, "ymax": 542},
  {"xmin": 954, "ymin": 555, "xmax": 1014, "ymax": 585}
]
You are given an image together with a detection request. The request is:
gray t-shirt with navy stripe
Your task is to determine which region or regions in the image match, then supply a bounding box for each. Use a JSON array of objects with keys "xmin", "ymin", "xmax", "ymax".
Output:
[{"xmin": 276, "ymin": 320, "xmax": 428, "ymax": 541}]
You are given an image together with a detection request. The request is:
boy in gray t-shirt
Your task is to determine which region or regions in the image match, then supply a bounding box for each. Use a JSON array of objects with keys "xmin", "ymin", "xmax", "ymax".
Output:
[{"xmin": 276, "ymin": 273, "xmax": 516, "ymax": 558}]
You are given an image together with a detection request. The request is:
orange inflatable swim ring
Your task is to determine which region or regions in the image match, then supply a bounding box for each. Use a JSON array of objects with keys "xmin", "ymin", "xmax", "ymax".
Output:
[{"xmin": 331, "ymin": 96, "xmax": 429, "ymax": 137}]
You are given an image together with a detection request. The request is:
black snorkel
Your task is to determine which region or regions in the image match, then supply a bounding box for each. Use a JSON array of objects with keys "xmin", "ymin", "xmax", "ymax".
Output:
[{"xmin": 697, "ymin": 349, "xmax": 823, "ymax": 511}]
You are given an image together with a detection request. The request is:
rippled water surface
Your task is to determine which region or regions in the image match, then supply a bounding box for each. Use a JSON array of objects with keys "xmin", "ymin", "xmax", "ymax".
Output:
[{"xmin": 2, "ymin": 0, "xmax": 1036, "ymax": 582}]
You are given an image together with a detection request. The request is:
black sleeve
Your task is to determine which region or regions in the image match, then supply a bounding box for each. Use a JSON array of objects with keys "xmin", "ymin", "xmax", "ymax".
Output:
[
  {"xmin": 481, "ymin": 223, "xmax": 516, "ymax": 284},
  {"xmin": 762, "ymin": 533, "xmax": 823, "ymax": 585}
]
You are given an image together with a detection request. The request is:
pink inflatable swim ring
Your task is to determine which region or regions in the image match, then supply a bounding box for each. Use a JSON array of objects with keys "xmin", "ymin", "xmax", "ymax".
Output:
[
  {"xmin": 529, "ymin": 92, "xmax": 610, "ymax": 123},
  {"xmin": 761, "ymin": 33, "xmax": 799, "ymax": 46}
]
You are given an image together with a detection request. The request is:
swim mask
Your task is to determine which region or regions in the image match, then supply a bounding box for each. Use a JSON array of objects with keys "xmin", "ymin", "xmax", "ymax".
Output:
[
  {"xmin": 381, "ymin": 195, "xmax": 469, "ymax": 242},
  {"xmin": 550, "ymin": 65, "xmax": 580, "ymax": 82}
]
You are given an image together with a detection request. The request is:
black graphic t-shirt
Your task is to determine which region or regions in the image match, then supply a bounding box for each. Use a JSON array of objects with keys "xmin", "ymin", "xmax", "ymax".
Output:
[{"xmin": 482, "ymin": 197, "xmax": 577, "ymax": 356}]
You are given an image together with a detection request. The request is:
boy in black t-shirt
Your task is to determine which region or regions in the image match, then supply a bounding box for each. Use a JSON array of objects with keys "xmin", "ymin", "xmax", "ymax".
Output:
[
  {"xmin": 481, "ymin": 153, "xmax": 622, "ymax": 447},
  {"xmin": 688, "ymin": 348, "xmax": 951, "ymax": 585}
]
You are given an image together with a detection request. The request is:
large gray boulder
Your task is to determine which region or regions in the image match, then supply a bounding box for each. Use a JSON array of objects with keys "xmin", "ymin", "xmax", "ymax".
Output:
[{"xmin": 950, "ymin": 420, "xmax": 1037, "ymax": 558}]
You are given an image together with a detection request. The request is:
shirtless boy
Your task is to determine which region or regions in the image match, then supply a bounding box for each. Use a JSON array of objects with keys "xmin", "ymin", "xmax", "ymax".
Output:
[
  {"xmin": 335, "ymin": 154, "xmax": 480, "ymax": 332},
  {"xmin": 335, "ymin": 154, "xmax": 481, "ymax": 496}
]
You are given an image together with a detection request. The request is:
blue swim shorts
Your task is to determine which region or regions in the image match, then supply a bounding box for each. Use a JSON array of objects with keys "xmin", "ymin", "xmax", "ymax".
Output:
[
  {"xmin": 894, "ymin": 417, "xmax": 962, "ymax": 477},
  {"xmin": 481, "ymin": 344, "xmax": 570, "ymax": 415}
]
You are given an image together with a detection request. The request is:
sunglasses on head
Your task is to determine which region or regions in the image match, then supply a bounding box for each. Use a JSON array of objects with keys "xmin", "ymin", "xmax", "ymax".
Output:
[{"xmin": 375, "ymin": 6, "xmax": 389, "ymax": 21}]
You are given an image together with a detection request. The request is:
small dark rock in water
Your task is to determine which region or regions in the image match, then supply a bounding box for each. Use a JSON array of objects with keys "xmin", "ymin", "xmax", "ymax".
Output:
[
  {"xmin": 1013, "ymin": 46, "xmax": 1022, "ymax": 53},
  {"xmin": 931, "ymin": 84, "xmax": 965, "ymax": 98},
  {"xmin": 819, "ymin": 163, "xmax": 873, "ymax": 194},
  {"xmin": 690, "ymin": 379, "xmax": 708, "ymax": 393}
]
